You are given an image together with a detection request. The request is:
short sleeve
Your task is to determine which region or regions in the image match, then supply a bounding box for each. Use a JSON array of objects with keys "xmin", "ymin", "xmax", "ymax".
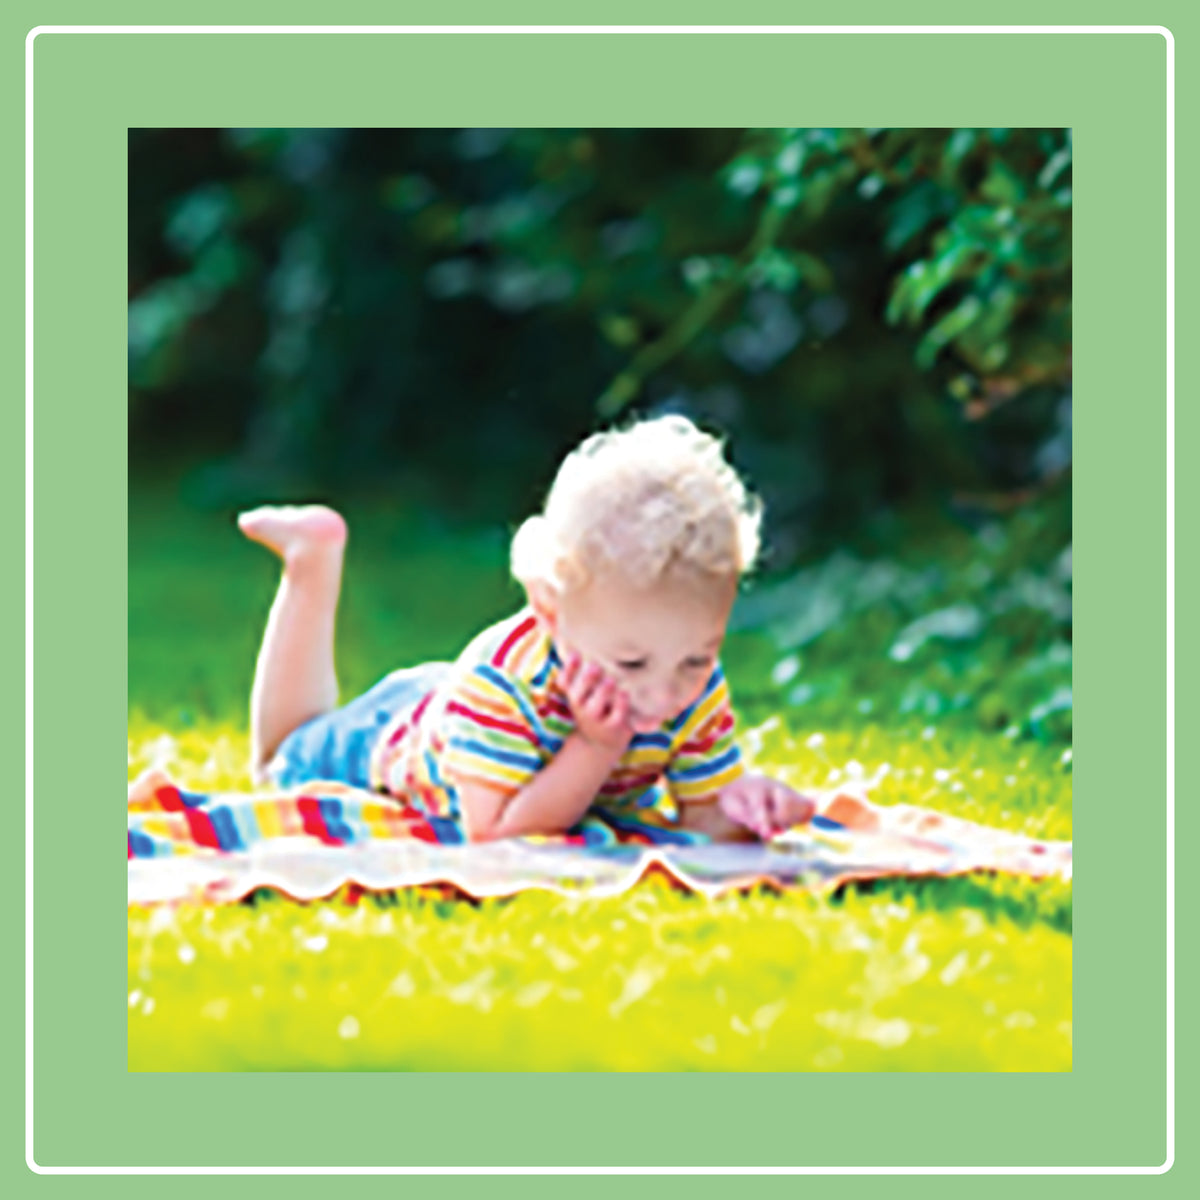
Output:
[
  {"xmin": 437, "ymin": 663, "xmax": 549, "ymax": 794},
  {"xmin": 666, "ymin": 666, "xmax": 746, "ymax": 802}
]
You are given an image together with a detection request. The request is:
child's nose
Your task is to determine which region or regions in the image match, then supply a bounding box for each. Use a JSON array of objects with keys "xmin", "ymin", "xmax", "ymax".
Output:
[{"xmin": 637, "ymin": 680, "xmax": 677, "ymax": 719}]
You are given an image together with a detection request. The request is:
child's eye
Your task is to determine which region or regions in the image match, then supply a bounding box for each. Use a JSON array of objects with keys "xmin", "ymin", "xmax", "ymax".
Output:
[
  {"xmin": 617, "ymin": 659, "xmax": 647, "ymax": 671},
  {"xmin": 684, "ymin": 658, "xmax": 713, "ymax": 671}
]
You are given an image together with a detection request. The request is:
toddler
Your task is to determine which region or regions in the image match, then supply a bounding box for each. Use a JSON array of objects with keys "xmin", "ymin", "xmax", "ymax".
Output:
[{"xmin": 239, "ymin": 415, "xmax": 815, "ymax": 844}]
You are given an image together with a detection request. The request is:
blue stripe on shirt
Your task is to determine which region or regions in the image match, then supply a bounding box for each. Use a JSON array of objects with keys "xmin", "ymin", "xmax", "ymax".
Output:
[
  {"xmin": 668, "ymin": 743, "xmax": 741, "ymax": 782},
  {"xmin": 630, "ymin": 730, "xmax": 672, "ymax": 751},
  {"xmin": 667, "ymin": 666, "xmax": 723, "ymax": 732},
  {"xmin": 474, "ymin": 664, "xmax": 545, "ymax": 737},
  {"xmin": 448, "ymin": 736, "xmax": 543, "ymax": 772}
]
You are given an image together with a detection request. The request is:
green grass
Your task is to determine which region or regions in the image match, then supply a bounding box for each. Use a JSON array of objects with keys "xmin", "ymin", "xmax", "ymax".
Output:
[{"xmin": 128, "ymin": 476, "xmax": 1071, "ymax": 1071}]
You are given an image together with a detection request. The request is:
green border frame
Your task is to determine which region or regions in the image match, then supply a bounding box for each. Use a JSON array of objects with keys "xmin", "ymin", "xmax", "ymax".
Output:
[{"xmin": 12, "ymin": 0, "xmax": 1189, "ymax": 1186}]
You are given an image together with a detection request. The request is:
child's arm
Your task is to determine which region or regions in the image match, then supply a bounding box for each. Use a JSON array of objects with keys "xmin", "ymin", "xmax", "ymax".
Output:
[
  {"xmin": 454, "ymin": 654, "xmax": 632, "ymax": 843},
  {"xmin": 456, "ymin": 735, "xmax": 622, "ymax": 841},
  {"xmin": 675, "ymin": 795, "xmax": 760, "ymax": 842}
]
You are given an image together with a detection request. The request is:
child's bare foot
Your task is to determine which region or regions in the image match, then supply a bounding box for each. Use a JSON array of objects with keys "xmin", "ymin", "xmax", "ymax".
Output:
[{"xmin": 237, "ymin": 505, "xmax": 347, "ymax": 570}]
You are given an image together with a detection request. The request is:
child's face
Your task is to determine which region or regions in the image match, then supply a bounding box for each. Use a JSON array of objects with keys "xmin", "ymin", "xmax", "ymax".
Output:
[{"xmin": 536, "ymin": 570, "xmax": 737, "ymax": 734}]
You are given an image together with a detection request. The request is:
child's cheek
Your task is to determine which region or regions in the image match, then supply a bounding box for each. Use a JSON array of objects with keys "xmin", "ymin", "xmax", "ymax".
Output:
[{"xmin": 553, "ymin": 635, "xmax": 581, "ymax": 666}]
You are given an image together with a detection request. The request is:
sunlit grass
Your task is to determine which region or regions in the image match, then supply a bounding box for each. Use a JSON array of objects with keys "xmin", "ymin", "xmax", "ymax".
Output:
[
  {"xmin": 128, "ymin": 713, "xmax": 1071, "ymax": 1072},
  {"xmin": 128, "ymin": 480, "xmax": 1071, "ymax": 1072},
  {"xmin": 129, "ymin": 857, "xmax": 1070, "ymax": 1072}
]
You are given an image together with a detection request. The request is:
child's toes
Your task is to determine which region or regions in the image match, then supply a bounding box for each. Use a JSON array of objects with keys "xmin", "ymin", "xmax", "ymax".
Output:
[{"xmin": 237, "ymin": 505, "xmax": 347, "ymax": 558}]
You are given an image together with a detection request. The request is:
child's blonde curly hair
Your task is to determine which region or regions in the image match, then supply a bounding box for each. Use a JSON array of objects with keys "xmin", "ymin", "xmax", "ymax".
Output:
[{"xmin": 510, "ymin": 415, "xmax": 762, "ymax": 594}]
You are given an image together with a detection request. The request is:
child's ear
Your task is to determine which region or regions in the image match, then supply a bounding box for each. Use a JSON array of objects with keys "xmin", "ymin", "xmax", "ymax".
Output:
[{"xmin": 526, "ymin": 579, "xmax": 559, "ymax": 634}]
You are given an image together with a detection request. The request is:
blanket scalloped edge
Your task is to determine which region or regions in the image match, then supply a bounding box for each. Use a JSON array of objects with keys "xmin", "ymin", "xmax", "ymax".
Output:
[{"xmin": 127, "ymin": 772, "xmax": 1071, "ymax": 906}]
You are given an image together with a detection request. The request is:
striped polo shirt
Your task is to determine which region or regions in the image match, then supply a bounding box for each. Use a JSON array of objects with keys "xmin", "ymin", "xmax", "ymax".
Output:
[{"xmin": 369, "ymin": 608, "xmax": 745, "ymax": 823}]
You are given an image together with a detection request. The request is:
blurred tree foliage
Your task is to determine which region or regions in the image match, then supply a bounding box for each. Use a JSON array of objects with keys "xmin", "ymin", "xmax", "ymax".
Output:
[{"xmin": 129, "ymin": 128, "xmax": 1070, "ymax": 553}]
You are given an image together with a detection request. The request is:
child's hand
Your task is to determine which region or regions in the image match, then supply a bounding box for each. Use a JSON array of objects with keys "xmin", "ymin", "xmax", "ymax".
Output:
[
  {"xmin": 718, "ymin": 773, "xmax": 816, "ymax": 841},
  {"xmin": 560, "ymin": 651, "xmax": 633, "ymax": 753}
]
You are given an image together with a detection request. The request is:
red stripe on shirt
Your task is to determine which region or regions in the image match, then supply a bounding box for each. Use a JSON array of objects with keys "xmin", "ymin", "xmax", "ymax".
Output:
[
  {"xmin": 491, "ymin": 614, "xmax": 538, "ymax": 668},
  {"xmin": 599, "ymin": 771, "xmax": 662, "ymax": 796},
  {"xmin": 445, "ymin": 701, "xmax": 540, "ymax": 745},
  {"xmin": 680, "ymin": 712, "xmax": 734, "ymax": 756},
  {"xmin": 410, "ymin": 690, "xmax": 435, "ymax": 726},
  {"xmin": 382, "ymin": 719, "xmax": 410, "ymax": 749}
]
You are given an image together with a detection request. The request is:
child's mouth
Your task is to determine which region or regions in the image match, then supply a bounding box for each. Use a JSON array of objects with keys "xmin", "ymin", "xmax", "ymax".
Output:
[{"xmin": 629, "ymin": 712, "xmax": 665, "ymax": 733}]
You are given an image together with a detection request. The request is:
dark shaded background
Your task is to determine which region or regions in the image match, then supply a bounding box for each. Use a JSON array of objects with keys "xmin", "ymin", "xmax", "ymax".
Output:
[{"xmin": 128, "ymin": 127, "xmax": 1071, "ymax": 562}]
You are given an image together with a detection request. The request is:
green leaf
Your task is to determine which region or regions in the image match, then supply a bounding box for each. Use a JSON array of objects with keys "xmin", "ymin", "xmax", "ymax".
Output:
[
  {"xmin": 599, "ymin": 313, "xmax": 640, "ymax": 348},
  {"xmin": 915, "ymin": 294, "xmax": 984, "ymax": 368},
  {"xmin": 771, "ymin": 182, "xmax": 801, "ymax": 211},
  {"xmin": 775, "ymin": 140, "xmax": 806, "ymax": 178},
  {"xmin": 978, "ymin": 340, "xmax": 1011, "ymax": 372},
  {"xmin": 596, "ymin": 372, "xmax": 641, "ymax": 417},
  {"xmin": 789, "ymin": 250, "xmax": 834, "ymax": 292},
  {"xmin": 724, "ymin": 157, "xmax": 765, "ymax": 198},
  {"xmin": 382, "ymin": 174, "xmax": 436, "ymax": 214},
  {"xmin": 948, "ymin": 374, "xmax": 975, "ymax": 402},
  {"xmin": 884, "ymin": 181, "xmax": 953, "ymax": 253},
  {"xmin": 980, "ymin": 161, "xmax": 1025, "ymax": 206},
  {"xmin": 166, "ymin": 185, "xmax": 233, "ymax": 256},
  {"xmin": 804, "ymin": 128, "xmax": 845, "ymax": 154},
  {"xmin": 887, "ymin": 241, "xmax": 972, "ymax": 326},
  {"xmin": 943, "ymin": 128, "xmax": 977, "ymax": 166},
  {"xmin": 748, "ymin": 248, "xmax": 800, "ymax": 292},
  {"xmin": 858, "ymin": 173, "xmax": 885, "ymax": 200},
  {"xmin": 1037, "ymin": 145, "xmax": 1072, "ymax": 191}
]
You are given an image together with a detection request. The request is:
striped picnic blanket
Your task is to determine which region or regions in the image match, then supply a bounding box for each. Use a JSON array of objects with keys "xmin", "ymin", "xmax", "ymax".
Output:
[{"xmin": 128, "ymin": 771, "xmax": 1071, "ymax": 905}]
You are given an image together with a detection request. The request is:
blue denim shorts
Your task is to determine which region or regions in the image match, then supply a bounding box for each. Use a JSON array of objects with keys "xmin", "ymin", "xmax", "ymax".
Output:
[{"xmin": 266, "ymin": 662, "xmax": 453, "ymax": 790}]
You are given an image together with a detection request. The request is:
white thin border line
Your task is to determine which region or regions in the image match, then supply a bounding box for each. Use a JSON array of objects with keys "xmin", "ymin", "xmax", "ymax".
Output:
[
  {"xmin": 25, "ymin": 23, "xmax": 1173, "ymax": 1176},
  {"xmin": 22, "ymin": 24, "xmax": 1179, "ymax": 37},
  {"xmin": 8, "ymin": 1166, "xmax": 1186, "ymax": 1176},
  {"xmin": 24, "ymin": 6, "xmax": 35, "ymax": 1192},
  {"xmin": 1164, "ymin": 13, "xmax": 1175, "ymax": 1178}
]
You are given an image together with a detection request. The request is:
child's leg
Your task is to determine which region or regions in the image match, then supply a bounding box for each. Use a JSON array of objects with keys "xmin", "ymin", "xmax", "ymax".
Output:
[{"xmin": 238, "ymin": 505, "xmax": 348, "ymax": 782}]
